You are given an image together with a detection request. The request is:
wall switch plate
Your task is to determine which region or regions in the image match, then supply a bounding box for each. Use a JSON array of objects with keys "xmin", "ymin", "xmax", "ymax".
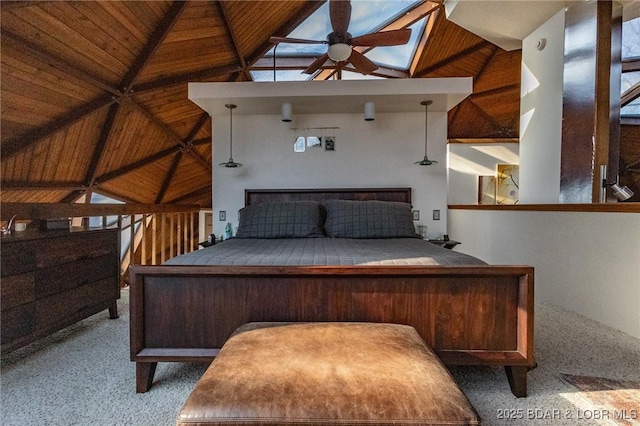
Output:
[
  {"xmin": 219, "ymin": 211, "xmax": 226, "ymax": 221},
  {"xmin": 433, "ymin": 210, "xmax": 440, "ymax": 220},
  {"xmin": 412, "ymin": 210, "xmax": 420, "ymax": 221}
]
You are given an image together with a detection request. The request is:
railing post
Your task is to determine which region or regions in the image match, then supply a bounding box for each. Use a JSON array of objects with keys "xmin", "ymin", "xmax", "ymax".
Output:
[
  {"xmin": 170, "ymin": 213, "xmax": 175, "ymax": 258},
  {"xmin": 141, "ymin": 214, "xmax": 147, "ymax": 265},
  {"xmin": 190, "ymin": 212, "xmax": 195, "ymax": 252},
  {"xmin": 152, "ymin": 213, "xmax": 157, "ymax": 265},
  {"xmin": 160, "ymin": 213, "xmax": 166, "ymax": 264},
  {"xmin": 130, "ymin": 214, "xmax": 135, "ymax": 267}
]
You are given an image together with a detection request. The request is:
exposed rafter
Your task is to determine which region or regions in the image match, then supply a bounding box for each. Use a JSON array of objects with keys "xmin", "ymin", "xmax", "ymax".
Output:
[{"xmin": 120, "ymin": 1, "xmax": 187, "ymax": 92}]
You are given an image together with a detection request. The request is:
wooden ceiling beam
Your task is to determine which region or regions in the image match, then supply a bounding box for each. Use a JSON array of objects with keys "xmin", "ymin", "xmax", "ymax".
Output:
[
  {"xmin": 85, "ymin": 102, "xmax": 121, "ymax": 187},
  {"xmin": 621, "ymin": 82, "xmax": 640, "ymax": 107},
  {"xmin": 130, "ymin": 100, "xmax": 211, "ymax": 171},
  {"xmin": 473, "ymin": 45, "xmax": 500, "ymax": 82},
  {"xmin": 410, "ymin": 6, "xmax": 440, "ymax": 76},
  {"xmin": 470, "ymin": 83, "xmax": 520, "ymax": 99},
  {"xmin": 131, "ymin": 65, "xmax": 243, "ymax": 94},
  {"xmin": 94, "ymin": 137, "xmax": 210, "ymax": 185},
  {"xmin": 2, "ymin": 94, "xmax": 117, "ymax": 159},
  {"xmin": 95, "ymin": 146, "xmax": 180, "ymax": 184},
  {"xmin": 622, "ymin": 59, "xmax": 640, "ymax": 72},
  {"xmin": 120, "ymin": 1, "xmax": 187, "ymax": 92},
  {"xmin": 155, "ymin": 152, "xmax": 183, "ymax": 204},
  {"xmin": 414, "ymin": 40, "xmax": 492, "ymax": 78},
  {"xmin": 216, "ymin": 1, "xmax": 251, "ymax": 81},
  {"xmin": 468, "ymin": 98, "xmax": 517, "ymax": 137}
]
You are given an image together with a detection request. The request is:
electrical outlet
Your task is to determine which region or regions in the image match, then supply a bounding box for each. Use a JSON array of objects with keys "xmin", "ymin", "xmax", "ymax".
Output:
[
  {"xmin": 219, "ymin": 211, "xmax": 226, "ymax": 221},
  {"xmin": 412, "ymin": 210, "xmax": 420, "ymax": 221},
  {"xmin": 433, "ymin": 210, "xmax": 440, "ymax": 220}
]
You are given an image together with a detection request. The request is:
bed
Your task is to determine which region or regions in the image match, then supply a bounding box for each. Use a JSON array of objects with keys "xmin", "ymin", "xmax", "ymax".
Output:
[{"xmin": 129, "ymin": 188, "xmax": 534, "ymax": 397}]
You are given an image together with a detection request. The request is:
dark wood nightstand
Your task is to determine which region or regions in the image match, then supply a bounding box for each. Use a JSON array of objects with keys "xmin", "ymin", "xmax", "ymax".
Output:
[{"xmin": 426, "ymin": 239, "xmax": 461, "ymax": 250}]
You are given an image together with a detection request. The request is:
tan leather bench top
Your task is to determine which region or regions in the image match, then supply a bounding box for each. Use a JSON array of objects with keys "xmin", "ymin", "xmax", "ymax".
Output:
[{"xmin": 177, "ymin": 322, "xmax": 481, "ymax": 425}]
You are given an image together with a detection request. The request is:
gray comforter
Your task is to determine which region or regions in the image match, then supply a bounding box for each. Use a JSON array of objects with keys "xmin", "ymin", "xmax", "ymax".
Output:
[{"xmin": 165, "ymin": 238, "xmax": 486, "ymax": 266}]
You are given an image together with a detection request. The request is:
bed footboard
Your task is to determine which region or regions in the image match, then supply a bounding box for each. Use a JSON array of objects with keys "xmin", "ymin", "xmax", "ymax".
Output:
[{"xmin": 129, "ymin": 265, "xmax": 534, "ymax": 397}]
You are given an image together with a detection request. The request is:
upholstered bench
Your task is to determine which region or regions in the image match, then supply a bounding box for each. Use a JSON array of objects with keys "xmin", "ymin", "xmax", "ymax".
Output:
[{"xmin": 177, "ymin": 322, "xmax": 481, "ymax": 426}]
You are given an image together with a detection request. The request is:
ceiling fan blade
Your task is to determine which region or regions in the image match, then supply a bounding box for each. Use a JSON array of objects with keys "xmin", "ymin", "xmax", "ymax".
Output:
[
  {"xmin": 303, "ymin": 53, "xmax": 330, "ymax": 74},
  {"xmin": 347, "ymin": 50, "xmax": 378, "ymax": 75},
  {"xmin": 351, "ymin": 28, "xmax": 412, "ymax": 47},
  {"xmin": 269, "ymin": 36, "xmax": 327, "ymax": 45},
  {"xmin": 330, "ymin": 0, "xmax": 351, "ymax": 35}
]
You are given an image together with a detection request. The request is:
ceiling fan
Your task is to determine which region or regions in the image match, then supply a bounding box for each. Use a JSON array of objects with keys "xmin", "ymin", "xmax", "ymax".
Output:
[{"xmin": 269, "ymin": 0, "xmax": 412, "ymax": 75}]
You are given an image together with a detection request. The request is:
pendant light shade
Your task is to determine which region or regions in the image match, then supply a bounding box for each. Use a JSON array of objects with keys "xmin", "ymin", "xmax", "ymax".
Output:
[
  {"xmin": 219, "ymin": 104, "xmax": 243, "ymax": 168},
  {"xmin": 414, "ymin": 100, "xmax": 438, "ymax": 166}
]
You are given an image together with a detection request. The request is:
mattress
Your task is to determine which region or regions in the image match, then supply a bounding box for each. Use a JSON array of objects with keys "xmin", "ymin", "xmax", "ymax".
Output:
[{"xmin": 164, "ymin": 237, "xmax": 487, "ymax": 266}]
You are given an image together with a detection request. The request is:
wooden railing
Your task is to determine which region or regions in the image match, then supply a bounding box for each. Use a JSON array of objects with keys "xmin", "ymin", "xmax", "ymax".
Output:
[{"xmin": 1, "ymin": 203, "xmax": 204, "ymax": 284}]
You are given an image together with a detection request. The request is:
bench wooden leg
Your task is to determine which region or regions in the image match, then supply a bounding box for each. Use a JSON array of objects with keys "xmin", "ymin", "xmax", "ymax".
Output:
[
  {"xmin": 136, "ymin": 362, "xmax": 157, "ymax": 393},
  {"xmin": 505, "ymin": 365, "xmax": 528, "ymax": 397}
]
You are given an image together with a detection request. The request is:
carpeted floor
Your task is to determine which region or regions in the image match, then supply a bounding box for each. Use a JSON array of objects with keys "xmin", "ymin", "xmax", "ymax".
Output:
[{"xmin": 1, "ymin": 288, "xmax": 639, "ymax": 426}]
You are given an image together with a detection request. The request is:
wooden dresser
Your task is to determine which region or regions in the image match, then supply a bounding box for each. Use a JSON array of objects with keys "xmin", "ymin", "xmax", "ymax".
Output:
[{"xmin": 1, "ymin": 227, "xmax": 120, "ymax": 354}]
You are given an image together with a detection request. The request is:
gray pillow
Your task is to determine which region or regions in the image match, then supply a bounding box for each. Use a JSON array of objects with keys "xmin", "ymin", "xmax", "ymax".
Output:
[
  {"xmin": 236, "ymin": 201, "xmax": 324, "ymax": 238},
  {"xmin": 323, "ymin": 199, "xmax": 419, "ymax": 239}
]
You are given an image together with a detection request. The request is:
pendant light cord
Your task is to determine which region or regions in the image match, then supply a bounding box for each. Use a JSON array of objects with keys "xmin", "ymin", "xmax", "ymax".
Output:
[
  {"xmin": 229, "ymin": 106, "xmax": 233, "ymax": 159},
  {"xmin": 424, "ymin": 102, "xmax": 428, "ymax": 158}
]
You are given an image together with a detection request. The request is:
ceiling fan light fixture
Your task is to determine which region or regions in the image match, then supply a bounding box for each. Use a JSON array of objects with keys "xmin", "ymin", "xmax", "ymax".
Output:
[{"xmin": 328, "ymin": 43, "xmax": 352, "ymax": 62}]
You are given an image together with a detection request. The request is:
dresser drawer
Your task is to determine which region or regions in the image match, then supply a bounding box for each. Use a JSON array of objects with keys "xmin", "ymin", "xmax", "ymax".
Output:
[
  {"xmin": 35, "ymin": 277, "xmax": 118, "ymax": 329},
  {"xmin": 36, "ymin": 232, "xmax": 117, "ymax": 268},
  {"xmin": 35, "ymin": 254, "xmax": 117, "ymax": 299},
  {"xmin": 1, "ymin": 272, "xmax": 35, "ymax": 311},
  {"xmin": 1, "ymin": 241, "xmax": 35, "ymax": 276},
  {"xmin": 1, "ymin": 303, "xmax": 35, "ymax": 344}
]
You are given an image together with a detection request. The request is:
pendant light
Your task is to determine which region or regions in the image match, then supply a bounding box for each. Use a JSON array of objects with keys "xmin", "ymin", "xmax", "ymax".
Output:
[
  {"xmin": 414, "ymin": 100, "xmax": 438, "ymax": 166},
  {"xmin": 219, "ymin": 104, "xmax": 243, "ymax": 168}
]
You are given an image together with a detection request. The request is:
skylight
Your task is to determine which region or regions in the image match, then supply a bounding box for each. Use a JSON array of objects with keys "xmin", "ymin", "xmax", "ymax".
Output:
[
  {"xmin": 251, "ymin": 0, "xmax": 426, "ymax": 82},
  {"xmin": 621, "ymin": 17, "xmax": 640, "ymax": 117}
]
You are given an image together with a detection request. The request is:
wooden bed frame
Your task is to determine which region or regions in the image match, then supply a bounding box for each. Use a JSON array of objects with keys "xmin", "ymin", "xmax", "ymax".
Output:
[{"xmin": 130, "ymin": 188, "xmax": 535, "ymax": 397}]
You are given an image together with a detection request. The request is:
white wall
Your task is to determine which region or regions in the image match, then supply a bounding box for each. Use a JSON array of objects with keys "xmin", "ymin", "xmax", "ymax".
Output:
[
  {"xmin": 447, "ymin": 143, "xmax": 519, "ymax": 205},
  {"xmin": 212, "ymin": 111, "xmax": 449, "ymax": 239},
  {"xmin": 449, "ymin": 209, "xmax": 640, "ymax": 339},
  {"xmin": 519, "ymin": 9, "xmax": 565, "ymax": 203}
]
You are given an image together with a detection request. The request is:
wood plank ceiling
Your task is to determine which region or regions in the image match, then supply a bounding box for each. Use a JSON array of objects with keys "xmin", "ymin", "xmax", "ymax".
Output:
[{"xmin": 1, "ymin": 0, "xmax": 528, "ymax": 206}]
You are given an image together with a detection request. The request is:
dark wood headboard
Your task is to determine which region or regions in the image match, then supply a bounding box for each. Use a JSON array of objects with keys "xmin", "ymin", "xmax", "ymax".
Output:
[{"xmin": 245, "ymin": 188, "xmax": 412, "ymax": 206}]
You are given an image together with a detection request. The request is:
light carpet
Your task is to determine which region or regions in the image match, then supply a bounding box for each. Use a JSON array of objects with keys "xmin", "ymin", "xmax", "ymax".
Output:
[{"xmin": 1, "ymin": 288, "xmax": 639, "ymax": 426}]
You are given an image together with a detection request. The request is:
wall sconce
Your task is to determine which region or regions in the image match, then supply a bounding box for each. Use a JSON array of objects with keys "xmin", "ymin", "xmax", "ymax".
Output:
[
  {"xmin": 600, "ymin": 165, "xmax": 634, "ymax": 202},
  {"xmin": 364, "ymin": 101, "xmax": 375, "ymax": 121},
  {"xmin": 281, "ymin": 103, "xmax": 292, "ymax": 122}
]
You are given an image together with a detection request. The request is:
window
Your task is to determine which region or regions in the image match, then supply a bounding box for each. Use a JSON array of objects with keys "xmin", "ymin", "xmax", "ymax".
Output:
[{"xmin": 621, "ymin": 17, "xmax": 640, "ymax": 118}]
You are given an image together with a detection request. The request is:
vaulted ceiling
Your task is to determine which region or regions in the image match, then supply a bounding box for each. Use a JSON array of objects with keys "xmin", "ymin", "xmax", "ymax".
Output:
[{"xmin": 0, "ymin": 1, "xmax": 579, "ymax": 207}]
